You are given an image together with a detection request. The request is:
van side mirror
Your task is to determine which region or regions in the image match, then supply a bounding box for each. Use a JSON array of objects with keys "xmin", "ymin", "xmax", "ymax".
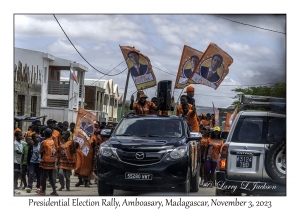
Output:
[
  {"xmin": 221, "ymin": 131, "xmax": 229, "ymax": 140},
  {"xmin": 187, "ymin": 132, "xmax": 202, "ymax": 142},
  {"xmin": 101, "ymin": 129, "xmax": 112, "ymax": 138}
]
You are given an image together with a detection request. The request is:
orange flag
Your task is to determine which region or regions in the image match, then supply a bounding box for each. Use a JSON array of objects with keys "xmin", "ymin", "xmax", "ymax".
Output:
[
  {"xmin": 229, "ymin": 105, "xmax": 238, "ymax": 127},
  {"xmin": 174, "ymin": 45, "xmax": 203, "ymax": 89},
  {"xmin": 225, "ymin": 112, "xmax": 232, "ymax": 132},
  {"xmin": 120, "ymin": 46, "xmax": 156, "ymax": 90},
  {"xmin": 73, "ymin": 108, "xmax": 97, "ymax": 156},
  {"xmin": 188, "ymin": 42, "xmax": 233, "ymax": 90}
]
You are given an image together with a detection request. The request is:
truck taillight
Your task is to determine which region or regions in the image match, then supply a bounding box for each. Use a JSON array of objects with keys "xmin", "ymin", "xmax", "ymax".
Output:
[
  {"xmin": 219, "ymin": 143, "xmax": 229, "ymax": 170},
  {"xmin": 219, "ymin": 158, "xmax": 226, "ymax": 170}
]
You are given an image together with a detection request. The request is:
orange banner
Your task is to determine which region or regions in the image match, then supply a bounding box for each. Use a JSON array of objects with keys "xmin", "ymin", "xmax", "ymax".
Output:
[
  {"xmin": 225, "ymin": 112, "xmax": 232, "ymax": 132},
  {"xmin": 188, "ymin": 42, "xmax": 233, "ymax": 90},
  {"xmin": 174, "ymin": 45, "xmax": 203, "ymax": 89},
  {"xmin": 120, "ymin": 46, "xmax": 156, "ymax": 90},
  {"xmin": 229, "ymin": 105, "xmax": 238, "ymax": 127},
  {"xmin": 73, "ymin": 108, "xmax": 97, "ymax": 156}
]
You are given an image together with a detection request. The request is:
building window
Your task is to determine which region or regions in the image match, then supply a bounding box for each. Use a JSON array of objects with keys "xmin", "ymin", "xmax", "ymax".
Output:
[
  {"xmin": 110, "ymin": 98, "xmax": 114, "ymax": 106},
  {"xmin": 114, "ymin": 99, "xmax": 117, "ymax": 108},
  {"xmin": 17, "ymin": 95, "xmax": 25, "ymax": 116},
  {"xmin": 47, "ymin": 99, "xmax": 68, "ymax": 108},
  {"xmin": 31, "ymin": 96, "xmax": 37, "ymax": 117}
]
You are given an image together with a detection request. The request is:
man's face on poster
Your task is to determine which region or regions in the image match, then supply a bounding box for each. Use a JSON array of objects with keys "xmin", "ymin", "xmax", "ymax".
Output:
[
  {"xmin": 191, "ymin": 57, "xmax": 199, "ymax": 68},
  {"xmin": 128, "ymin": 52, "xmax": 140, "ymax": 65},
  {"xmin": 211, "ymin": 56, "xmax": 222, "ymax": 70}
]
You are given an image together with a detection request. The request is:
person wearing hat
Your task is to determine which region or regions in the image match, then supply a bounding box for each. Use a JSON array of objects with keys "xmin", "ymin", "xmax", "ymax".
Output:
[
  {"xmin": 201, "ymin": 126, "xmax": 223, "ymax": 188},
  {"xmin": 130, "ymin": 91, "xmax": 162, "ymax": 115},
  {"xmin": 184, "ymin": 85, "xmax": 195, "ymax": 106}
]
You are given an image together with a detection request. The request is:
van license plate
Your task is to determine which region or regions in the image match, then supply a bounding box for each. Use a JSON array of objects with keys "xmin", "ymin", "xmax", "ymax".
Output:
[
  {"xmin": 125, "ymin": 172, "xmax": 153, "ymax": 180},
  {"xmin": 236, "ymin": 156, "xmax": 252, "ymax": 168}
]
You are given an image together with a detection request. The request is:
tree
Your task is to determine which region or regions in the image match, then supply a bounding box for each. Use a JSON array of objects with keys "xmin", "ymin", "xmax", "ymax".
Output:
[{"xmin": 231, "ymin": 82, "xmax": 286, "ymax": 106}]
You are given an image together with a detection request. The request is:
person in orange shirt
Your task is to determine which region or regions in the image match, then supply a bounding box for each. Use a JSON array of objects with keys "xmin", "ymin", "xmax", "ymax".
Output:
[
  {"xmin": 199, "ymin": 127, "xmax": 209, "ymax": 187},
  {"xmin": 57, "ymin": 130, "xmax": 78, "ymax": 191},
  {"xmin": 46, "ymin": 119, "xmax": 61, "ymax": 147},
  {"xmin": 26, "ymin": 123, "xmax": 35, "ymax": 137},
  {"xmin": 176, "ymin": 95, "xmax": 192, "ymax": 116},
  {"xmin": 149, "ymin": 97, "xmax": 159, "ymax": 115},
  {"xmin": 181, "ymin": 102, "xmax": 199, "ymax": 132},
  {"xmin": 202, "ymin": 126, "xmax": 223, "ymax": 187},
  {"xmin": 74, "ymin": 130, "xmax": 98, "ymax": 188},
  {"xmin": 38, "ymin": 128, "xmax": 58, "ymax": 196},
  {"xmin": 46, "ymin": 119, "xmax": 61, "ymax": 184},
  {"xmin": 130, "ymin": 91, "xmax": 162, "ymax": 115}
]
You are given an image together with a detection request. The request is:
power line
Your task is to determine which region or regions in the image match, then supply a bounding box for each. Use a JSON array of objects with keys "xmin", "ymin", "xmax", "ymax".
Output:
[
  {"xmin": 220, "ymin": 83, "xmax": 276, "ymax": 87},
  {"xmin": 215, "ymin": 15, "xmax": 286, "ymax": 34},
  {"xmin": 152, "ymin": 66, "xmax": 177, "ymax": 76},
  {"xmin": 89, "ymin": 67, "xmax": 128, "ymax": 86},
  {"xmin": 53, "ymin": 14, "xmax": 126, "ymax": 76},
  {"xmin": 194, "ymin": 93, "xmax": 232, "ymax": 98}
]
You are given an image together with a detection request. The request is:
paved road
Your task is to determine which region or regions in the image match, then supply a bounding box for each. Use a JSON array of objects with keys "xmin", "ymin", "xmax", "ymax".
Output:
[{"xmin": 15, "ymin": 175, "xmax": 215, "ymax": 197}]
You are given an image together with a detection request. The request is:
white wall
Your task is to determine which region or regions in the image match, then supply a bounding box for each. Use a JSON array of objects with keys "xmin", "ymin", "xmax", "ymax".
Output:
[{"xmin": 14, "ymin": 48, "xmax": 50, "ymax": 108}]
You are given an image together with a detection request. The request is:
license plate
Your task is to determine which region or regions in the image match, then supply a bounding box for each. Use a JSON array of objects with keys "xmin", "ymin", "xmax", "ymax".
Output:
[
  {"xmin": 125, "ymin": 172, "xmax": 153, "ymax": 180},
  {"xmin": 236, "ymin": 156, "xmax": 252, "ymax": 168}
]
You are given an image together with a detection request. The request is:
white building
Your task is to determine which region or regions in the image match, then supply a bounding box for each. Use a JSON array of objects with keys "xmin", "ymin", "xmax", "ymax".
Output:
[
  {"xmin": 14, "ymin": 47, "xmax": 87, "ymax": 124},
  {"xmin": 14, "ymin": 47, "xmax": 120, "ymax": 127},
  {"xmin": 84, "ymin": 79, "xmax": 119, "ymax": 123}
]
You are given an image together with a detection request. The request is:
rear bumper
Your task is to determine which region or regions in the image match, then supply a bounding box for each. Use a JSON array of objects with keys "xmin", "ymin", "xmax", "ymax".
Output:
[{"xmin": 216, "ymin": 171, "xmax": 286, "ymax": 196}]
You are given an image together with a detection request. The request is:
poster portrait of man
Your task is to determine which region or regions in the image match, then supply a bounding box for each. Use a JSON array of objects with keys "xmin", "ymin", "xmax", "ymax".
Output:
[
  {"xmin": 127, "ymin": 51, "xmax": 149, "ymax": 77},
  {"xmin": 200, "ymin": 54, "xmax": 224, "ymax": 83},
  {"xmin": 183, "ymin": 55, "xmax": 200, "ymax": 79}
]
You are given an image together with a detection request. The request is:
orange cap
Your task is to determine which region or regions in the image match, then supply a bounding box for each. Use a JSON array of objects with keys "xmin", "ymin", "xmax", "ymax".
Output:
[{"xmin": 184, "ymin": 86, "xmax": 194, "ymax": 93}]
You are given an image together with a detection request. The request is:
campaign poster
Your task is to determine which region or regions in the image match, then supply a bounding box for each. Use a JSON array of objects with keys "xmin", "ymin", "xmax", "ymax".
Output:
[
  {"xmin": 120, "ymin": 46, "xmax": 156, "ymax": 90},
  {"xmin": 188, "ymin": 42, "xmax": 233, "ymax": 90},
  {"xmin": 174, "ymin": 45, "xmax": 203, "ymax": 89}
]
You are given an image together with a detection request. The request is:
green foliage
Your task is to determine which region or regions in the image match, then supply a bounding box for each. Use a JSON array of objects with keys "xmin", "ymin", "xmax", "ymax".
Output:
[
  {"xmin": 123, "ymin": 102, "xmax": 131, "ymax": 115},
  {"xmin": 231, "ymin": 82, "xmax": 286, "ymax": 106}
]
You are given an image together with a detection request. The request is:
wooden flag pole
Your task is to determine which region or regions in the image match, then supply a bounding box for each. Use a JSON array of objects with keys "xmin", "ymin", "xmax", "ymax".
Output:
[
  {"xmin": 120, "ymin": 45, "xmax": 130, "ymax": 118},
  {"xmin": 120, "ymin": 68, "xmax": 130, "ymax": 118}
]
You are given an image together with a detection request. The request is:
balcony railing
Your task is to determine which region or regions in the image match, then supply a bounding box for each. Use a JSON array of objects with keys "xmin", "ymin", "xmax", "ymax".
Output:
[{"xmin": 48, "ymin": 80, "xmax": 69, "ymax": 95}]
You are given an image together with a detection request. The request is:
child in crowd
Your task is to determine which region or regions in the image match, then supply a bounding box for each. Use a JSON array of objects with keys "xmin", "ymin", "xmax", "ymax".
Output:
[
  {"xmin": 21, "ymin": 136, "xmax": 33, "ymax": 190},
  {"xmin": 26, "ymin": 134, "xmax": 41, "ymax": 193},
  {"xmin": 14, "ymin": 131, "xmax": 26, "ymax": 189}
]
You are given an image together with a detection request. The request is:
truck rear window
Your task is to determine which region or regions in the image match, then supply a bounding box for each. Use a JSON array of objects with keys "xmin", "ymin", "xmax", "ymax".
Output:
[{"xmin": 231, "ymin": 117, "xmax": 264, "ymax": 143}]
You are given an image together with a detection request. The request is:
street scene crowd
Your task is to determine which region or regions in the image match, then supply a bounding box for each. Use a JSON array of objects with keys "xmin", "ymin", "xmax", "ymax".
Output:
[{"xmin": 14, "ymin": 85, "xmax": 223, "ymax": 196}]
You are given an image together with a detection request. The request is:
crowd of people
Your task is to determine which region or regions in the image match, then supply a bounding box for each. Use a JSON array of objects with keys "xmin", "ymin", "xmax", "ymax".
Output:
[
  {"xmin": 14, "ymin": 118, "xmax": 114, "ymax": 196},
  {"xmin": 14, "ymin": 85, "xmax": 223, "ymax": 195},
  {"xmin": 129, "ymin": 85, "xmax": 224, "ymax": 188}
]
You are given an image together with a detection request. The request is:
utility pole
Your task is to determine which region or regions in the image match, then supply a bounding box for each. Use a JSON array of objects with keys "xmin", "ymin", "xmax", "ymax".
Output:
[{"xmin": 121, "ymin": 68, "xmax": 130, "ymax": 117}]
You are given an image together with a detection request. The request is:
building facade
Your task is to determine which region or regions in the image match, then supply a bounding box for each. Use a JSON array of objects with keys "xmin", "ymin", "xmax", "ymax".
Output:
[{"xmin": 14, "ymin": 47, "xmax": 87, "ymax": 129}]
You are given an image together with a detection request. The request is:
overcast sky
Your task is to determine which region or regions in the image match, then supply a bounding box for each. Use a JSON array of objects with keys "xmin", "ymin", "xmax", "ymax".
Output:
[{"xmin": 14, "ymin": 14, "xmax": 286, "ymax": 108}]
